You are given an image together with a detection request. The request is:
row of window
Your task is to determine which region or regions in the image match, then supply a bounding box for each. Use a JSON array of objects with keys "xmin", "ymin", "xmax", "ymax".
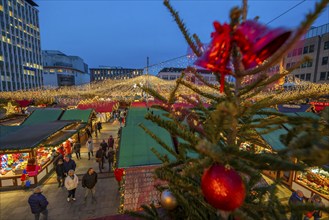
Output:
[
  {"xmin": 320, "ymin": 72, "xmax": 329, "ymax": 81},
  {"xmin": 295, "ymin": 73, "xmax": 312, "ymax": 81},
  {"xmin": 286, "ymin": 56, "xmax": 328, "ymax": 69},
  {"xmin": 287, "ymin": 45, "xmax": 314, "ymax": 57},
  {"xmin": 161, "ymin": 75, "xmax": 217, "ymax": 81},
  {"xmin": 287, "ymin": 41, "xmax": 329, "ymax": 58},
  {"xmin": 286, "ymin": 61, "xmax": 313, "ymax": 69}
]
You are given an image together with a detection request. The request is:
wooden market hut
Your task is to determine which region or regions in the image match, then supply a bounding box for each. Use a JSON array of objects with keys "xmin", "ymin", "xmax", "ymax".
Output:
[
  {"xmin": 254, "ymin": 111, "xmax": 328, "ymax": 205},
  {"xmin": 0, "ymin": 121, "xmax": 77, "ymax": 187},
  {"xmin": 0, "ymin": 108, "xmax": 96, "ymax": 188}
]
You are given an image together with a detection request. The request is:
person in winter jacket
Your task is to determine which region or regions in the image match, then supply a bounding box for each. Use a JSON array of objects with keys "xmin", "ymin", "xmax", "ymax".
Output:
[
  {"xmin": 28, "ymin": 186, "xmax": 48, "ymax": 220},
  {"xmin": 65, "ymin": 169, "xmax": 79, "ymax": 202},
  {"xmin": 63, "ymin": 156, "xmax": 76, "ymax": 176},
  {"xmin": 289, "ymin": 190, "xmax": 304, "ymax": 220},
  {"xmin": 55, "ymin": 159, "xmax": 65, "ymax": 187},
  {"xmin": 95, "ymin": 147, "xmax": 104, "ymax": 173},
  {"xmin": 86, "ymin": 138, "xmax": 94, "ymax": 160},
  {"xmin": 73, "ymin": 142, "xmax": 81, "ymax": 160},
  {"xmin": 107, "ymin": 147, "xmax": 115, "ymax": 172},
  {"xmin": 82, "ymin": 168, "xmax": 98, "ymax": 203},
  {"xmin": 108, "ymin": 135, "xmax": 114, "ymax": 149}
]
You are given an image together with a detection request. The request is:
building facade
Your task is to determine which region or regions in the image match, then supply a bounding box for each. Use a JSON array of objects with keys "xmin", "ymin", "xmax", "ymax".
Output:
[
  {"xmin": 90, "ymin": 67, "xmax": 143, "ymax": 81},
  {"xmin": 157, "ymin": 67, "xmax": 236, "ymax": 85},
  {"xmin": 285, "ymin": 23, "xmax": 329, "ymax": 83},
  {"xmin": 42, "ymin": 50, "xmax": 90, "ymax": 87},
  {"xmin": 0, "ymin": 0, "xmax": 43, "ymax": 91}
]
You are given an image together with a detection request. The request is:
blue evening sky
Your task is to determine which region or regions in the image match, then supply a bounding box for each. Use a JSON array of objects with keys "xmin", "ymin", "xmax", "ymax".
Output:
[{"xmin": 36, "ymin": 0, "xmax": 328, "ymax": 71}]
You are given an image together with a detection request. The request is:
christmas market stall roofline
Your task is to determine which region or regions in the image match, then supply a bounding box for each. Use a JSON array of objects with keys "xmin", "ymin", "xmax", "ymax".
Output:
[{"xmin": 0, "ymin": 121, "xmax": 78, "ymax": 152}]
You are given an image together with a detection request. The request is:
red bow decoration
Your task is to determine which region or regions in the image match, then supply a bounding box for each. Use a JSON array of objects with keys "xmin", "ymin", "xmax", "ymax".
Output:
[
  {"xmin": 195, "ymin": 20, "xmax": 291, "ymax": 93},
  {"xmin": 114, "ymin": 168, "xmax": 125, "ymax": 182},
  {"xmin": 195, "ymin": 22, "xmax": 232, "ymax": 93}
]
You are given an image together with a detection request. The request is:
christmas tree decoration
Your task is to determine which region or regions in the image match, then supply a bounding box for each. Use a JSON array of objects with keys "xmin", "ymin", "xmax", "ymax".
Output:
[
  {"xmin": 195, "ymin": 22, "xmax": 232, "ymax": 93},
  {"xmin": 201, "ymin": 164, "xmax": 246, "ymax": 211},
  {"xmin": 160, "ymin": 189, "xmax": 178, "ymax": 210},
  {"xmin": 114, "ymin": 168, "xmax": 125, "ymax": 182},
  {"xmin": 234, "ymin": 20, "xmax": 292, "ymax": 70}
]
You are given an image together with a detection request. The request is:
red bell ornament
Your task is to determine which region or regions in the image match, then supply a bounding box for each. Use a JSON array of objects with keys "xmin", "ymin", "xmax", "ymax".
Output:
[
  {"xmin": 234, "ymin": 20, "xmax": 292, "ymax": 70},
  {"xmin": 201, "ymin": 164, "xmax": 246, "ymax": 211}
]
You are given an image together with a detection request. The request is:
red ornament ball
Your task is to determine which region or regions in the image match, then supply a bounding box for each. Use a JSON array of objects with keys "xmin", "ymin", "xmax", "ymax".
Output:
[{"xmin": 201, "ymin": 164, "xmax": 246, "ymax": 211}]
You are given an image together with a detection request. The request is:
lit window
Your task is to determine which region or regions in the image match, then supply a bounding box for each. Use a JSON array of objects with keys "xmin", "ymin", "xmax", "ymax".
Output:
[
  {"xmin": 0, "ymin": 55, "xmax": 3, "ymax": 61},
  {"xmin": 307, "ymin": 61, "xmax": 312, "ymax": 68},
  {"xmin": 303, "ymin": 46, "xmax": 308, "ymax": 54},
  {"xmin": 49, "ymin": 69, "xmax": 55, "ymax": 73},
  {"xmin": 309, "ymin": 45, "xmax": 314, "ymax": 53},
  {"xmin": 324, "ymin": 41, "xmax": 329, "ymax": 50},
  {"xmin": 9, "ymin": 11, "xmax": 13, "ymax": 16},
  {"xmin": 0, "ymin": 5, "xmax": 3, "ymax": 11}
]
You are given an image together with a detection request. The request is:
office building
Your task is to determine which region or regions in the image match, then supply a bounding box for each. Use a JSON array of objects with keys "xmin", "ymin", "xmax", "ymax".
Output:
[
  {"xmin": 0, "ymin": 0, "xmax": 43, "ymax": 91},
  {"xmin": 90, "ymin": 67, "xmax": 143, "ymax": 81},
  {"xmin": 285, "ymin": 23, "xmax": 329, "ymax": 83},
  {"xmin": 42, "ymin": 50, "xmax": 90, "ymax": 87}
]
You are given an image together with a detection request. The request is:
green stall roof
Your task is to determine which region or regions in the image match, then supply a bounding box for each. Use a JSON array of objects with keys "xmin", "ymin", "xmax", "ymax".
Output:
[
  {"xmin": 22, "ymin": 109, "xmax": 63, "ymax": 126},
  {"xmin": 60, "ymin": 109, "xmax": 93, "ymax": 123},
  {"xmin": 0, "ymin": 125, "xmax": 22, "ymax": 137},
  {"xmin": 0, "ymin": 121, "xmax": 75, "ymax": 151},
  {"xmin": 118, "ymin": 108, "xmax": 175, "ymax": 168}
]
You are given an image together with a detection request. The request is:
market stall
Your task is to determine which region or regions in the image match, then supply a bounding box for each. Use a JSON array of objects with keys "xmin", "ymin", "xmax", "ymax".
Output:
[
  {"xmin": 0, "ymin": 121, "xmax": 76, "ymax": 188},
  {"xmin": 292, "ymin": 166, "xmax": 329, "ymax": 206},
  {"xmin": 59, "ymin": 109, "xmax": 96, "ymax": 143}
]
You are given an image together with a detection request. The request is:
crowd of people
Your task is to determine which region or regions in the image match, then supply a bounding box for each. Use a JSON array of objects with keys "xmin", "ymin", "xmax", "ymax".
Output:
[
  {"xmin": 289, "ymin": 190, "xmax": 325, "ymax": 220},
  {"xmin": 28, "ymin": 117, "xmax": 120, "ymax": 220}
]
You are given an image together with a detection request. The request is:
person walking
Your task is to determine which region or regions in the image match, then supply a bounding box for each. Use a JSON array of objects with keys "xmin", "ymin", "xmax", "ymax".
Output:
[
  {"xmin": 85, "ymin": 127, "xmax": 92, "ymax": 138},
  {"xmin": 97, "ymin": 121, "xmax": 102, "ymax": 133},
  {"xmin": 55, "ymin": 159, "xmax": 65, "ymax": 187},
  {"xmin": 65, "ymin": 169, "xmax": 79, "ymax": 202},
  {"xmin": 73, "ymin": 141, "xmax": 81, "ymax": 160},
  {"xmin": 63, "ymin": 156, "xmax": 76, "ymax": 177},
  {"xmin": 289, "ymin": 190, "xmax": 304, "ymax": 220},
  {"xmin": 95, "ymin": 146, "xmax": 104, "ymax": 173},
  {"xmin": 107, "ymin": 147, "xmax": 115, "ymax": 172},
  {"xmin": 100, "ymin": 139, "xmax": 108, "ymax": 152},
  {"xmin": 28, "ymin": 186, "xmax": 49, "ymax": 220},
  {"xmin": 82, "ymin": 168, "xmax": 98, "ymax": 203},
  {"xmin": 86, "ymin": 138, "xmax": 94, "ymax": 160},
  {"xmin": 108, "ymin": 135, "xmax": 114, "ymax": 150}
]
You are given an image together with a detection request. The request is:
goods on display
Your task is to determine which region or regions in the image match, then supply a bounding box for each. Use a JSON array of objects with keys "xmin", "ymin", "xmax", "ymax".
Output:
[
  {"xmin": 0, "ymin": 153, "xmax": 29, "ymax": 176},
  {"xmin": 296, "ymin": 167, "xmax": 329, "ymax": 197}
]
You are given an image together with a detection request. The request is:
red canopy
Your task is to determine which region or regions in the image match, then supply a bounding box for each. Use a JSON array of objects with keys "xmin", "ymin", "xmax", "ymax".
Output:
[
  {"xmin": 77, "ymin": 101, "xmax": 118, "ymax": 113},
  {"xmin": 15, "ymin": 100, "xmax": 32, "ymax": 107}
]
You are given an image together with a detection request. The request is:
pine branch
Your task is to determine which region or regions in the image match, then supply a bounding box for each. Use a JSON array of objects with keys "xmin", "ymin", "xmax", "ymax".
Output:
[
  {"xmin": 145, "ymin": 113, "xmax": 199, "ymax": 146},
  {"xmin": 140, "ymin": 86, "xmax": 168, "ymax": 103},
  {"xmin": 168, "ymin": 73, "xmax": 185, "ymax": 104},
  {"xmin": 185, "ymin": 67, "xmax": 220, "ymax": 91},
  {"xmin": 178, "ymin": 78, "xmax": 222, "ymax": 102},
  {"xmin": 163, "ymin": 0, "xmax": 202, "ymax": 57}
]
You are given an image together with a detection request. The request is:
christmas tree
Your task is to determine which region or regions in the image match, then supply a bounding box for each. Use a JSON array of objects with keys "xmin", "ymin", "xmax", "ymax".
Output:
[{"xmin": 128, "ymin": 0, "xmax": 329, "ymax": 219}]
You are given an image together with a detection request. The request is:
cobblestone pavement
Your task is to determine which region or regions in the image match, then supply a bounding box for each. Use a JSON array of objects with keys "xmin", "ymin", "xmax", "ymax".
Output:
[{"xmin": 0, "ymin": 121, "xmax": 121, "ymax": 220}]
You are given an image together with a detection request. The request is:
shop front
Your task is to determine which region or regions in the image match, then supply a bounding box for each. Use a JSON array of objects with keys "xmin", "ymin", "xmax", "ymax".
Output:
[
  {"xmin": 291, "ymin": 166, "xmax": 329, "ymax": 206},
  {"xmin": 0, "ymin": 121, "xmax": 76, "ymax": 188}
]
